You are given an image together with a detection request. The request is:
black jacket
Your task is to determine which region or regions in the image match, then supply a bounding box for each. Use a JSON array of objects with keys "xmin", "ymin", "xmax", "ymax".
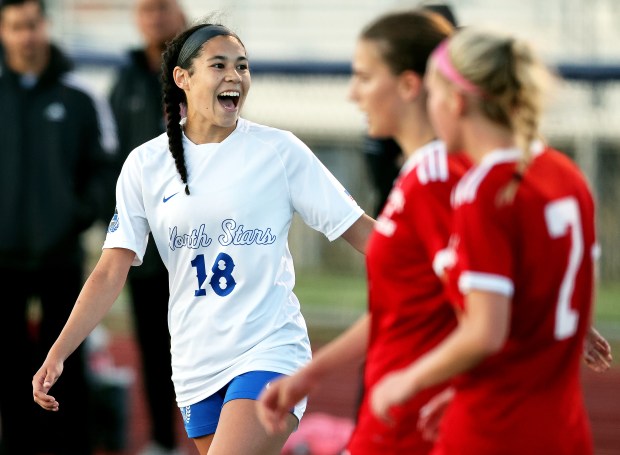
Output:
[
  {"xmin": 0, "ymin": 44, "xmax": 118, "ymax": 269},
  {"xmin": 109, "ymin": 49, "xmax": 166, "ymax": 157},
  {"xmin": 109, "ymin": 48, "xmax": 167, "ymax": 278}
]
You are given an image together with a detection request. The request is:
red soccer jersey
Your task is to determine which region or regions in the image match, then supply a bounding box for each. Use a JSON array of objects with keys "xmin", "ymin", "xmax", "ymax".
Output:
[
  {"xmin": 347, "ymin": 141, "xmax": 470, "ymax": 454},
  {"xmin": 436, "ymin": 146, "xmax": 595, "ymax": 455}
]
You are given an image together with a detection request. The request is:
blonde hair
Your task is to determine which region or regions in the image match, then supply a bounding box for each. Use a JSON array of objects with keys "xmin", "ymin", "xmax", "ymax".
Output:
[{"xmin": 446, "ymin": 29, "xmax": 552, "ymax": 203}]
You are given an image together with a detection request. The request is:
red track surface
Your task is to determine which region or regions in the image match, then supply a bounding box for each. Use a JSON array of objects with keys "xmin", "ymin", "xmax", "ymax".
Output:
[{"xmin": 95, "ymin": 334, "xmax": 620, "ymax": 455}]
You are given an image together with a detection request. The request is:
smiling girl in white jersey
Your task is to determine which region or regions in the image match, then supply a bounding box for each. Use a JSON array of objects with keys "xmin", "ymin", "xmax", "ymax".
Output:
[{"xmin": 32, "ymin": 21, "xmax": 374, "ymax": 455}]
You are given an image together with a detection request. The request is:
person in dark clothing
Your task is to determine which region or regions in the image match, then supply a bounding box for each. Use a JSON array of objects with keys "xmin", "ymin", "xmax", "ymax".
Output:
[
  {"xmin": 0, "ymin": 0, "xmax": 118, "ymax": 454},
  {"xmin": 362, "ymin": 136, "xmax": 403, "ymax": 216},
  {"xmin": 108, "ymin": 1, "xmax": 186, "ymax": 453}
]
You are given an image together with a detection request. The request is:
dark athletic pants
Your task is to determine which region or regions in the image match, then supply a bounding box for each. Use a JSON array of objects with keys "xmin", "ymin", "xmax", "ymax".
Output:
[
  {"xmin": 128, "ymin": 269, "xmax": 177, "ymax": 450},
  {"xmin": 0, "ymin": 264, "xmax": 92, "ymax": 455}
]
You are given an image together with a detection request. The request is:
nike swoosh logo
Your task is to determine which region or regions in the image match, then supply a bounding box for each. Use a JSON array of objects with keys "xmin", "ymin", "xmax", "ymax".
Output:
[{"xmin": 163, "ymin": 192, "xmax": 179, "ymax": 203}]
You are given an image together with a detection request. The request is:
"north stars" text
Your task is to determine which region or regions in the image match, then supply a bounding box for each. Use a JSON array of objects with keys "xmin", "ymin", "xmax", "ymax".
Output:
[{"xmin": 169, "ymin": 219, "xmax": 276, "ymax": 251}]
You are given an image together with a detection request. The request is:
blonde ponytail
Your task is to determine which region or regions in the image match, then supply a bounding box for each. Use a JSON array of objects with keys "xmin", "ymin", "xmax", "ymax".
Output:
[{"xmin": 446, "ymin": 29, "xmax": 551, "ymax": 205}]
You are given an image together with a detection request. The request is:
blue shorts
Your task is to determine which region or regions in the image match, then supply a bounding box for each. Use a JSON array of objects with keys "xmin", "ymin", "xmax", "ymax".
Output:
[{"xmin": 179, "ymin": 370, "xmax": 305, "ymax": 438}]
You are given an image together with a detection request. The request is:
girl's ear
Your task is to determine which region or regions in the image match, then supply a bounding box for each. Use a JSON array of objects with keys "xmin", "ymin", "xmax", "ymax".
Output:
[
  {"xmin": 451, "ymin": 89, "xmax": 469, "ymax": 118},
  {"xmin": 173, "ymin": 66, "xmax": 188, "ymax": 90},
  {"xmin": 398, "ymin": 70, "xmax": 424, "ymax": 101}
]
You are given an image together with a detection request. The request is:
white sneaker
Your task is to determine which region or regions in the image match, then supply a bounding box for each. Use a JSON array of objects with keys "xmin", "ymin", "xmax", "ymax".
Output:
[{"xmin": 138, "ymin": 441, "xmax": 187, "ymax": 455}]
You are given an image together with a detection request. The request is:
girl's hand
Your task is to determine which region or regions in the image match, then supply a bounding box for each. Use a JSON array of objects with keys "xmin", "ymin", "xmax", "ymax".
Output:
[
  {"xmin": 370, "ymin": 368, "xmax": 417, "ymax": 426},
  {"xmin": 32, "ymin": 359, "xmax": 64, "ymax": 411},
  {"xmin": 584, "ymin": 326, "xmax": 612, "ymax": 373},
  {"xmin": 418, "ymin": 387, "xmax": 455, "ymax": 441},
  {"xmin": 257, "ymin": 372, "xmax": 313, "ymax": 434}
]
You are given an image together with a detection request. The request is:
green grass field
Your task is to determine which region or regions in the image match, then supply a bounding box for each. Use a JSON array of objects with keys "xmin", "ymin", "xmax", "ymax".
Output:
[
  {"xmin": 296, "ymin": 270, "xmax": 619, "ymax": 319},
  {"xmin": 295, "ymin": 270, "xmax": 367, "ymax": 309},
  {"xmin": 595, "ymin": 283, "xmax": 620, "ymax": 324},
  {"xmin": 294, "ymin": 270, "xmax": 620, "ymax": 345}
]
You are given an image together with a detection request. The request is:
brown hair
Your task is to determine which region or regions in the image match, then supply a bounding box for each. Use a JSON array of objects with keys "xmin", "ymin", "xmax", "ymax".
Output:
[{"xmin": 360, "ymin": 9, "xmax": 454, "ymax": 77}]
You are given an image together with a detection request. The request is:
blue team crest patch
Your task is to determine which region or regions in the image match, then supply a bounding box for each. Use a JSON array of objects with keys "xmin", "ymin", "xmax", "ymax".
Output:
[{"xmin": 107, "ymin": 207, "xmax": 120, "ymax": 233}]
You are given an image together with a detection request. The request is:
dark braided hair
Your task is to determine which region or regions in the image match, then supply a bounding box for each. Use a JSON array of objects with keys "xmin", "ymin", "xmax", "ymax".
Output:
[
  {"xmin": 161, "ymin": 22, "xmax": 244, "ymax": 195},
  {"xmin": 161, "ymin": 25, "xmax": 203, "ymax": 195}
]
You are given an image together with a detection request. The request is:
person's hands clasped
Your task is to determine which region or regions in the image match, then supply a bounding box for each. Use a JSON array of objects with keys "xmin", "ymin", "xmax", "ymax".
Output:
[
  {"xmin": 257, "ymin": 371, "xmax": 314, "ymax": 434},
  {"xmin": 32, "ymin": 358, "xmax": 64, "ymax": 411}
]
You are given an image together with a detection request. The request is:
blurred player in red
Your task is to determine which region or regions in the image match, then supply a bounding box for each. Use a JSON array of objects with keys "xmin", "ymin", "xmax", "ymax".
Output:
[
  {"xmin": 361, "ymin": 3, "xmax": 459, "ymax": 218},
  {"xmin": 371, "ymin": 28, "xmax": 605, "ymax": 455},
  {"xmin": 258, "ymin": 10, "xmax": 470, "ymax": 454}
]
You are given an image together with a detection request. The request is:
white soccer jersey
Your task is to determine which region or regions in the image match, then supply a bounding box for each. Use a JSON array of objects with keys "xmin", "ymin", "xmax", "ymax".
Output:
[{"xmin": 104, "ymin": 118, "xmax": 363, "ymax": 407}]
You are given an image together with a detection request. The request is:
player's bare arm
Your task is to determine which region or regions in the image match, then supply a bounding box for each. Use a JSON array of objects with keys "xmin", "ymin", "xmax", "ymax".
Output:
[{"xmin": 341, "ymin": 213, "xmax": 375, "ymax": 254}]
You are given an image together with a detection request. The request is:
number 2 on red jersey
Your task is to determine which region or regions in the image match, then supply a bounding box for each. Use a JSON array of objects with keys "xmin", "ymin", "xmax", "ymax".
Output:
[{"xmin": 544, "ymin": 197, "xmax": 583, "ymax": 340}]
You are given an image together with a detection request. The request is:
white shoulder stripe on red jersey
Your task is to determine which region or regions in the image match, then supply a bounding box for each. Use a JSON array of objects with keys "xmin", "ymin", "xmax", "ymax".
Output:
[
  {"xmin": 458, "ymin": 271, "xmax": 514, "ymax": 297},
  {"xmin": 402, "ymin": 140, "xmax": 449, "ymax": 185},
  {"xmin": 453, "ymin": 148, "xmax": 522, "ymax": 206}
]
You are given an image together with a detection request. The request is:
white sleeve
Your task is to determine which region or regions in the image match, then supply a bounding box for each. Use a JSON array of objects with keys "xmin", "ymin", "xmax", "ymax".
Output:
[
  {"xmin": 280, "ymin": 132, "xmax": 364, "ymax": 241},
  {"xmin": 102, "ymin": 150, "xmax": 150, "ymax": 265}
]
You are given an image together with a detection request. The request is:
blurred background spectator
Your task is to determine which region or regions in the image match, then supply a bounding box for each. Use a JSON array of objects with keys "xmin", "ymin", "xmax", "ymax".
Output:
[{"xmin": 0, "ymin": 0, "xmax": 117, "ymax": 453}]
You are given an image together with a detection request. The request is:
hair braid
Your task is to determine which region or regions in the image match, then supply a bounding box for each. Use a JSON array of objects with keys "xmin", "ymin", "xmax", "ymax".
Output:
[
  {"xmin": 511, "ymin": 39, "xmax": 543, "ymax": 167},
  {"xmin": 161, "ymin": 24, "xmax": 208, "ymax": 196},
  {"xmin": 496, "ymin": 38, "xmax": 547, "ymax": 205}
]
